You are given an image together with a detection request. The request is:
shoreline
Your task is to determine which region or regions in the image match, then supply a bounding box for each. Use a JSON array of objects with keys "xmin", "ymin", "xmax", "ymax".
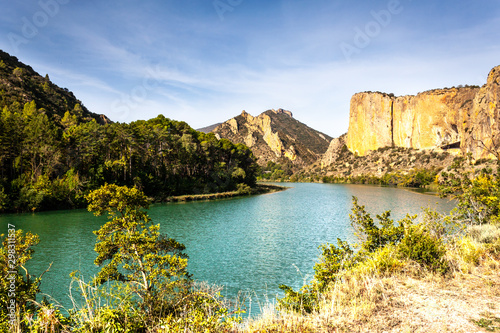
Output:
[{"xmin": 163, "ymin": 184, "xmax": 288, "ymax": 203}]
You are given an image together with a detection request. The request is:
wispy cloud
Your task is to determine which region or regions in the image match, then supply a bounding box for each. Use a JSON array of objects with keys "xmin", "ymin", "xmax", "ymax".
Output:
[{"xmin": 0, "ymin": 0, "xmax": 498, "ymax": 136}]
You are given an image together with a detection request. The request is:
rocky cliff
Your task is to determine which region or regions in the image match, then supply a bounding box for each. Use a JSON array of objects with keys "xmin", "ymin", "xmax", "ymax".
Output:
[
  {"xmin": 321, "ymin": 134, "xmax": 347, "ymax": 167},
  {"xmin": 212, "ymin": 109, "xmax": 332, "ymax": 167},
  {"xmin": 346, "ymin": 65, "xmax": 500, "ymax": 159}
]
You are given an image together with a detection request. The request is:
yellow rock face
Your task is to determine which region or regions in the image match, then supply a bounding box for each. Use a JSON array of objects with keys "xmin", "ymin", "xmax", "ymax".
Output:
[
  {"xmin": 392, "ymin": 88, "xmax": 477, "ymax": 150},
  {"xmin": 345, "ymin": 66, "xmax": 500, "ymax": 157},
  {"xmin": 347, "ymin": 93, "xmax": 393, "ymax": 156},
  {"xmin": 462, "ymin": 66, "xmax": 500, "ymax": 159},
  {"xmin": 242, "ymin": 112, "xmax": 284, "ymax": 157}
]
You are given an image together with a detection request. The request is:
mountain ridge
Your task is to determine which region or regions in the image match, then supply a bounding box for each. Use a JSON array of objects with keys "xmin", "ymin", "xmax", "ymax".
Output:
[{"xmin": 211, "ymin": 108, "xmax": 332, "ymax": 168}]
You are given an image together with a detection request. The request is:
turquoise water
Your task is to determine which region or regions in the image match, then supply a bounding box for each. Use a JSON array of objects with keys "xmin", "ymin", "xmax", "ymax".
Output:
[{"xmin": 0, "ymin": 183, "xmax": 456, "ymax": 316}]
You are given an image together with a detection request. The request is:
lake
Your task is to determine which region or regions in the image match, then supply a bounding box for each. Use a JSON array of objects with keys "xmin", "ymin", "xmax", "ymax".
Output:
[{"xmin": 0, "ymin": 183, "xmax": 456, "ymax": 316}]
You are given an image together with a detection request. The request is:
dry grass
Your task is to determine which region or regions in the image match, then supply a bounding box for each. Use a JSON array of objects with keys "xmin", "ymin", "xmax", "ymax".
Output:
[{"xmin": 238, "ymin": 237, "xmax": 500, "ymax": 333}]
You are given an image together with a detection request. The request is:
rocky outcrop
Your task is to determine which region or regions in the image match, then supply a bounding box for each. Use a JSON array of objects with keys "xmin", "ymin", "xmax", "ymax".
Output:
[
  {"xmin": 347, "ymin": 65, "xmax": 500, "ymax": 159},
  {"xmin": 462, "ymin": 66, "xmax": 500, "ymax": 158},
  {"xmin": 212, "ymin": 109, "xmax": 332, "ymax": 167},
  {"xmin": 272, "ymin": 108, "xmax": 293, "ymax": 117},
  {"xmin": 321, "ymin": 134, "xmax": 347, "ymax": 167}
]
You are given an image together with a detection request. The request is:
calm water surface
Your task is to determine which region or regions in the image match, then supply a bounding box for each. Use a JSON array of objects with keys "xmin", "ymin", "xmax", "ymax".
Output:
[{"xmin": 0, "ymin": 183, "xmax": 456, "ymax": 316}]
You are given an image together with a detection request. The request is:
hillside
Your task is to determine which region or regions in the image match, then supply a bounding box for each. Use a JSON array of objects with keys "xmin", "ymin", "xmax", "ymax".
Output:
[
  {"xmin": 197, "ymin": 123, "xmax": 222, "ymax": 133},
  {"xmin": 212, "ymin": 108, "xmax": 332, "ymax": 168},
  {"xmin": 0, "ymin": 50, "xmax": 110, "ymax": 125}
]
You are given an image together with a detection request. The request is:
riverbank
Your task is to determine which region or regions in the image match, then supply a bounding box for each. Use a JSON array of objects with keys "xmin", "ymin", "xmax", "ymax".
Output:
[
  {"xmin": 164, "ymin": 184, "xmax": 287, "ymax": 202},
  {"xmin": 242, "ymin": 263, "xmax": 500, "ymax": 332},
  {"xmin": 241, "ymin": 221, "xmax": 500, "ymax": 333}
]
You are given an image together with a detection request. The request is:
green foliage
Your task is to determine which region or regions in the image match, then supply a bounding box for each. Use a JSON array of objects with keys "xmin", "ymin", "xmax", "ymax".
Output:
[
  {"xmin": 440, "ymin": 167, "xmax": 500, "ymax": 225},
  {"xmin": 85, "ymin": 184, "xmax": 190, "ymax": 321},
  {"xmin": 0, "ymin": 186, "xmax": 9, "ymax": 212},
  {"xmin": 0, "ymin": 230, "xmax": 47, "ymax": 332},
  {"xmin": 258, "ymin": 161, "xmax": 293, "ymax": 181},
  {"xmin": 397, "ymin": 224, "xmax": 449, "ymax": 273},
  {"xmin": 353, "ymin": 245, "xmax": 403, "ymax": 275},
  {"xmin": 278, "ymin": 196, "xmax": 450, "ymax": 314},
  {"xmin": 73, "ymin": 184, "xmax": 240, "ymax": 331},
  {"xmin": 321, "ymin": 168, "xmax": 440, "ymax": 188},
  {"xmin": 350, "ymin": 196, "xmax": 411, "ymax": 253},
  {"xmin": 0, "ymin": 105, "xmax": 259, "ymax": 212},
  {"xmin": 278, "ymin": 284, "xmax": 319, "ymax": 314},
  {"xmin": 68, "ymin": 274, "xmax": 145, "ymax": 333},
  {"xmin": 236, "ymin": 183, "xmax": 252, "ymax": 195},
  {"xmin": 313, "ymin": 239, "xmax": 355, "ymax": 290}
]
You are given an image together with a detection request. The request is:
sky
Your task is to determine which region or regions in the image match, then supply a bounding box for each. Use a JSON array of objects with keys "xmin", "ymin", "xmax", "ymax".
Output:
[{"xmin": 0, "ymin": 0, "xmax": 499, "ymax": 137}]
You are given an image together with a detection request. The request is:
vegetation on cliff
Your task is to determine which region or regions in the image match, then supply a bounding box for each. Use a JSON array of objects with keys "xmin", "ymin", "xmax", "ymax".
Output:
[{"xmin": 0, "ymin": 50, "xmax": 107, "ymax": 125}]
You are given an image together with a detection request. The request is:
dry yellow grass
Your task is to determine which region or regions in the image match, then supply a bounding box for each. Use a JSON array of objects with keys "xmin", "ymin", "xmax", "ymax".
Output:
[{"xmin": 239, "ymin": 240, "xmax": 500, "ymax": 333}]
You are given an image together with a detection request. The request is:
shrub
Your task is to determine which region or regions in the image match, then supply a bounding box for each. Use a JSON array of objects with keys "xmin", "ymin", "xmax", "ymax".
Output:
[
  {"xmin": 454, "ymin": 237, "xmax": 486, "ymax": 266},
  {"xmin": 236, "ymin": 183, "xmax": 252, "ymax": 195},
  {"xmin": 313, "ymin": 239, "xmax": 356, "ymax": 290},
  {"xmin": 352, "ymin": 245, "xmax": 403, "ymax": 276},
  {"xmin": 397, "ymin": 225, "xmax": 449, "ymax": 274},
  {"xmin": 0, "ymin": 230, "xmax": 47, "ymax": 332},
  {"xmin": 278, "ymin": 285, "xmax": 319, "ymax": 314},
  {"xmin": 350, "ymin": 196, "xmax": 411, "ymax": 253},
  {"xmin": 440, "ymin": 169, "xmax": 500, "ymax": 225}
]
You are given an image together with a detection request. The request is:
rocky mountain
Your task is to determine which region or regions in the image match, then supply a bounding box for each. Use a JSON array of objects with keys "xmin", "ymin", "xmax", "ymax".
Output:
[
  {"xmin": 345, "ymin": 65, "xmax": 500, "ymax": 159},
  {"xmin": 211, "ymin": 108, "xmax": 332, "ymax": 167},
  {"xmin": 0, "ymin": 49, "xmax": 110, "ymax": 124},
  {"xmin": 197, "ymin": 123, "xmax": 222, "ymax": 133}
]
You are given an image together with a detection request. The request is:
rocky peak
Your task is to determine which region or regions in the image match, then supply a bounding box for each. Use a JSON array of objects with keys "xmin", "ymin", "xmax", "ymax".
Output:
[
  {"xmin": 241, "ymin": 110, "xmax": 254, "ymax": 121},
  {"xmin": 487, "ymin": 65, "xmax": 500, "ymax": 86},
  {"xmin": 272, "ymin": 108, "xmax": 293, "ymax": 118},
  {"xmin": 211, "ymin": 109, "xmax": 332, "ymax": 168}
]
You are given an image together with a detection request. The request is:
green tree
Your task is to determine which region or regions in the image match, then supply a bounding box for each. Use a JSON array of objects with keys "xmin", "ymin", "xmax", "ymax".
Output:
[
  {"xmin": 85, "ymin": 184, "xmax": 190, "ymax": 321},
  {"xmin": 440, "ymin": 166, "xmax": 500, "ymax": 225},
  {"xmin": 0, "ymin": 230, "xmax": 48, "ymax": 331}
]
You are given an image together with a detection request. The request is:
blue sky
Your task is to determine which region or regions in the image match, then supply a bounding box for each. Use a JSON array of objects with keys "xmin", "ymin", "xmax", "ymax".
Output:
[{"xmin": 1, "ymin": 0, "xmax": 499, "ymax": 136}]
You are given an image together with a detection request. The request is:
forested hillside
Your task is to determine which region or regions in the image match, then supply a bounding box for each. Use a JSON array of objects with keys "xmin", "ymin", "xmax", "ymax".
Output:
[
  {"xmin": 0, "ymin": 50, "xmax": 108, "ymax": 124},
  {"xmin": 0, "ymin": 50, "xmax": 258, "ymax": 212}
]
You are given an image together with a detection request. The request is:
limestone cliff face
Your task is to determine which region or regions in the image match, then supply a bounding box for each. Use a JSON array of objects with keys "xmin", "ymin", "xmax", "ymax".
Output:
[
  {"xmin": 347, "ymin": 65, "xmax": 500, "ymax": 158},
  {"xmin": 347, "ymin": 93, "xmax": 394, "ymax": 156},
  {"xmin": 463, "ymin": 66, "xmax": 500, "ymax": 158},
  {"xmin": 212, "ymin": 109, "xmax": 332, "ymax": 167},
  {"xmin": 392, "ymin": 87, "xmax": 478, "ymax": 150},
  {"xmin": 321, "ymin": 134, "xmax": 346, "ymax": 167}
]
